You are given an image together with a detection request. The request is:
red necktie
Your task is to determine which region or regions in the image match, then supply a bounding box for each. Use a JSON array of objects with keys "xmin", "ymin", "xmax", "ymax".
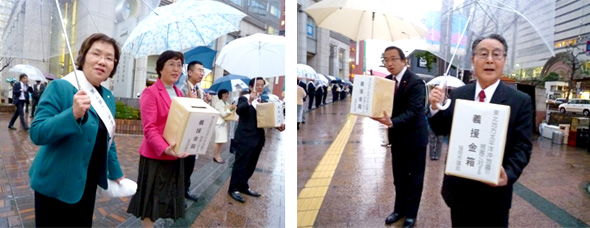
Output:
[{"xmin": 478, "ymin": 90, "xmax": 485, "ymax": 102}]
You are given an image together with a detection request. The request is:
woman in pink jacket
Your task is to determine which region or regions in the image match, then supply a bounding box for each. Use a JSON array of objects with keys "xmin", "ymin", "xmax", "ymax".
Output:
[{"xmin": 127, "ymin": 50, "xmax": 189, "ymax": 226}]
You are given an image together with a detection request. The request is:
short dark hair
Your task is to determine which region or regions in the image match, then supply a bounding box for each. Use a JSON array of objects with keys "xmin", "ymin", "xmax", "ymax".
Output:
[
  {"xmin": 383, "ymin": 46, "xmax": 406, "ymax": 60},
  {"xmin": 218, "ymin": 89, "xmax": 229, "ymax": 99},
  {"xmin": 249, "ymin": 77, "xmax": 265, "ymax": 89},
  {"xmin": 19, "ymin": 74, "xmax": 27, "ymax": 81},
  {"xmin": 187, "ymin": 61, "xmax": 203, "ymax": 72},
  {"xmin": 471, "ymin": 34, "xmax": 508, "ymax": 55},
  {"xmin": 156, "ymin": 50, "xmax": 184, "ymax": 79},
  {"xmin": 76, "ymin": 33, "xmax": 121, "ymax": 78}
]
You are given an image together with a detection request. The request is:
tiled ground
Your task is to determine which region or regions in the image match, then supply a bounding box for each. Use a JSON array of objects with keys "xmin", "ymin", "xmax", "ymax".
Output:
[
  {"xmin": 0, "ymin": 110, "xmax": 285, "ymax": 227},
  {"xmin": 298, "ymin": 97, "xmax": 590, "ymax": 227}
]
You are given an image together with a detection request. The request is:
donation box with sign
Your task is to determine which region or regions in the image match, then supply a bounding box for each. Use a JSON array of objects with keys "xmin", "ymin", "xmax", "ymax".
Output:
[
  {"xmin": 350, "ymin": 75, "xmax": 395, "ymax": 118},
  {"xmin": 163, "ymin": 97, "xmax": 219, "ymax": 155},
  {"xmin": 445, "ymin": 99, "xmax": 510, "ymax": 185}
]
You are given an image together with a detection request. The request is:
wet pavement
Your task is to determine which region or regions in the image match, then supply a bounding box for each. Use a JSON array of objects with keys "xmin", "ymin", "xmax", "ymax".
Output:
[
  {"xmin": 0, "ymin": 110, "xmax": 284, "ymax": 227},
  {"xmin": 297, "ymin": 97, "xmax": 590, "ymax": 227}
]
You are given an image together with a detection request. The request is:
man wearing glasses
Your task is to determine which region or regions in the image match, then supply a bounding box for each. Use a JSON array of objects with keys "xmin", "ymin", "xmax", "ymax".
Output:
[
  {"xmin": 428, "ymin": 34, "xmax": 532, "ymax": 227},
  {"xmin": 372, "ymin": 46, "xmax": 428, "ymax": 228}
]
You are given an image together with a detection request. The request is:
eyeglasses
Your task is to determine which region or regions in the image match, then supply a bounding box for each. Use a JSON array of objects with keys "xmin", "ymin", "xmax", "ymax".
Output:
[
  {"xmin": 88, "ymin": 51, "xmax": 116, "ymax": 64},
  {"xmin": 474, "ymin": 49, "xmax": 506, "ymax": 60},
  {"xmin": 192, "ymin": 68, "xmax": 205, "ymax": 73},
  {"xmin": 381, "ymin": 57, "xmax": 401, "ymax": 64}
]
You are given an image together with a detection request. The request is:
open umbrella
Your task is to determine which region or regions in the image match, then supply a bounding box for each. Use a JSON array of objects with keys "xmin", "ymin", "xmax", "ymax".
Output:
[
  {"xmin": 208, "ymin": 74, "xmax": 250, "ymax": 92},
  {"xmin": 9, "ymin": 64, "xmax": 47, "ymax": 82},
  {"xmin": 297, "ymin": 64, "xmax": 320, "ymax": 81},
  {"xmin": 423, "ymin": 0, "xmax": 555, "ymax": 110},
  {"xmin": 304, "ymin": 0, "xmax": 428, "ymax": 42},
  {"xmin": 122, "ymin": 0, "xmax": 246, "ymax": 58},
  {"xmin": 215, "ymin": 33, "xmax": 285, "ymax": 78},
  {"xmin": 315, "ymin": 74, "xmax": 330, "ymax": 87},
  {"xmin": 184, "ymin": 46, "xmax": 217, "ymax": 70}
]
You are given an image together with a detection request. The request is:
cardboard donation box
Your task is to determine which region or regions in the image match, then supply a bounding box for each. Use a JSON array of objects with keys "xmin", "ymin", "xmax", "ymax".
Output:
[
  {"xmin": 350, "ymin": 75, "xmax": 395, "ymax": 118},
  {"xmin": 223, "ymin": 105, "xmax": 237, "ymax": 121},
  {"xmin": 445, "ymin": 99, "xmax": 510, "ymax": 185},
  {"xmin": 256, "ymin": 102, "xmax": 284, "ymax": 128},
  {"xmin": 163, "ymin": 97, "xmax": 220, "ymax": 155}
]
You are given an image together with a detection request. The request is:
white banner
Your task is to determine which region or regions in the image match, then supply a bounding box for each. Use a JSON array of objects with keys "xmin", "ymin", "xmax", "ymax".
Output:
[{"xmin": 445, "ymin": 99, "xmax": 510, "ymax": 185}]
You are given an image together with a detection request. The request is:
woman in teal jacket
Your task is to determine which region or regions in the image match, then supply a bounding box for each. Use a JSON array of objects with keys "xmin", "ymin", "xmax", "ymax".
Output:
[{"xmin": 29, "ymin": 33, "xmax": 124, "ymax": 227}]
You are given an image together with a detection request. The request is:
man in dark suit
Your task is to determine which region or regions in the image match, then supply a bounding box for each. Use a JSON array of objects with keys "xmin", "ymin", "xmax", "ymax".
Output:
[
  {"xmin": 372, "ymin": 46, "xmax": 428, "ymax": 228},
  {"xmin": 322, "ymin": 85, "xmax": 328, "ymax": 105},
  {"xmin": 428, "ymin": 34, "xmax": 532, "ymax": 227},
  {"xmin": 9, "ymin": 74, "xmax": 32, "ymax": 130},
  {"xmin": 332, "ymin": 83, "xmax": 339, "ymax": 102},
  {"xmin": 31, "ymin": 80, "xmax": 46, "ymax": 118},
  {"xmin": 314, "ymin": 83, "xmax": 323, "ymax": 108},
  {"xmin": 228, "ymin": 77, "xmax": 285, "ymax": 203},
  {"xmin": 307, "ymin": 80, "xmax": 316, "ymax": 110}
]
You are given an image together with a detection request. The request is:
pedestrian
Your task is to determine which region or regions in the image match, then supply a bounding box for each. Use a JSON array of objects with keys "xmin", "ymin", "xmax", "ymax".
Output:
[
  {"xmin": 332, "ymin": 83, "xmax": 339, "ymax": 102},
  {"xmin": 298, "ymin": 79, "xmax": 307, "ymax": 123},
  {"xmin": 127, "ymin": 50, "xmax": 191, "ymax": 227},
  {"xmin": 428, "ymin": 34, "xmax": 533, "ymax": 227},
  {"xmin": 29, "ymin": 33, "xmax": 125, "ymax": 227},
  {"xmin": 213, "ymin": 89, "xmax": 236, "ymax": 164},
  {"xmin": 297, "ymin": 78, "xmax": 307, "ymax": 130},
  {"xmin": 307, "ymin": 80, "xmax": 316, "ymax": 110},
  {"xmin": 372, "ymin": 46, "xmax": 428, "ymax": 228},
  {"xmin": 8, "ymin": 74, "xmax": 32, "ymax": 130},
  {"xmin": 228, "ymin": 77, "xmax": 285, "ymax": 203},
  {"xmin": 31, "ymin": 80, "xmax": 46, "ymax": 118},
  {"xmin": 180, "ymin": 60, "xmax": 210, "ymax": 202},
  {"xmin": 315, "ymin": 82, "xmax": 322, "ymax": 109}
]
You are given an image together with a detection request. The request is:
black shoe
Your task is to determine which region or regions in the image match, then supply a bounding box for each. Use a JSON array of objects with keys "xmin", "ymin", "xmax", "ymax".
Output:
[
  {"xmin": 185, "ymin": 192, "xmax": 199, "ymax": 201},
  {"xmin": 385, "ymin": 212, "xmax": 403, "ymax": 225},
  {"xmin": 240, "ymin": 188, "xmax": 261, "ymax": 197},
  {"xmin": 8, "ymin": 126, "xmax": 16, "ymax": 130},
  {"xmin": 229, "ymin": 191, "xmax": 245, "ymax": 203},
  {"xmin": 402, "ymin": 218, "xmax": 416, "ymax": 228}
]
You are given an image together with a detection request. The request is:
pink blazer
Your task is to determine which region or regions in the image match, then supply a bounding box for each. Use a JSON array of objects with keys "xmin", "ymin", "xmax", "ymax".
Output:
[{"xmin": 138, "ymin": 79, "xmax": 183, "ymax": 160}]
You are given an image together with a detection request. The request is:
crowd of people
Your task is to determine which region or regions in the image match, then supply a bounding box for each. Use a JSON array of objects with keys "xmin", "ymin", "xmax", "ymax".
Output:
[
  {"xmin": 20, "ymin": 33, "xmax": 285, "ymax": 227},
  {"xmin": 296, "ymin": 78, "xmax": 352, "ymax": 129}
]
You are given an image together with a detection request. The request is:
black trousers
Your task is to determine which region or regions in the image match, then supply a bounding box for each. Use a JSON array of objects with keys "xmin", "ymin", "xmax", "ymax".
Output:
[
  {"xmin": 228, "ymin": 141, "xmax": 264, "ymax": 192},
  {"xmin": 391, "ymin": 146, "xmax": 426, "ymax": 218},
  {"xmin": 450, "ymin": 205, "xmax": 509, "ymax": 227},
  {"xmin": 9, "ymin": 100, "xmax": 27, "ymax": 128},
  {"xmin": 332, "ymin": 92, "xmax": 338, "ymax": 102},
  {"xmin": 31, "ymin": 98, "xmax": 39, "ymax": 117},
  {"xmin": 34, "ymin": 182, "xmax": 98, "ymax": 227},
  {"xmin": 315, "ymin": 92, "xmax": 322, "ymax": 108},
  {"xmin": 183, "ymin": 155, "xmax": 197, "ymax": 194},
  {"xmin": 308, "ymin": 94, "xmax": 315, "ymax": 109}
]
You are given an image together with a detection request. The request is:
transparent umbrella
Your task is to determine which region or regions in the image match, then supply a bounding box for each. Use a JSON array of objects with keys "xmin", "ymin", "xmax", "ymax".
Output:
[
  {"xmin": 421, "ymin": 0, "xmax": 556, "ymax": 109},
  {"xmin": 297, "ymin": 64, "xmax": 320, "ymax": 81},
  {"xmin": 215, "ymin": 33, "xmax": 285, "ymax": 78},
  {"xmin": 9, "ymin": 64, "xmax": 47, "ymax": 83}
]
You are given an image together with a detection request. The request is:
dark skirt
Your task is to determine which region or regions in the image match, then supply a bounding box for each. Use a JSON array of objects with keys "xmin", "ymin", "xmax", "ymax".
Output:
[{"xmin": 127, "ymin": 155, "xmax": 185, "ymax": 222}]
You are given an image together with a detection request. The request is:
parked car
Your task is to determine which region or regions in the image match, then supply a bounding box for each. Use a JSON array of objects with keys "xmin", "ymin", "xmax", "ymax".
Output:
[
  {"xmin": 555, "ymin": 98, "xmax": 567, "ymax": 104},
  {"xmin": 558, "ymin": 99, "xmax": 590, "ymax": 115}
]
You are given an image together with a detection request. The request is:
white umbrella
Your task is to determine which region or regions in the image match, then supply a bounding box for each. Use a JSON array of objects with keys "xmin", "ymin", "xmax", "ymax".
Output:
[
  {"xmin": 297, "ymin": 64, "xmax": 320, "ymax": 81},
  {"xmin": 426, "ymin": 75, "xmax": 465, "ymax": 88},
  {"xmin": 316, "ymin": 74, "xmax": 330, "ymax": 87},
  {"xmin": 215, "ymin": 33, "xmax": 285, "ymax": 78},
  {"xmin": 304, "ymin": 0, "xmax": 427, "ymax": 42},
  {"xmin": 9, "ymin": 64, "xmax": 47, "ymax": 83},
  {"xmin": 122, "ymin": 0, "xmax": 246, "ymax": 58}
]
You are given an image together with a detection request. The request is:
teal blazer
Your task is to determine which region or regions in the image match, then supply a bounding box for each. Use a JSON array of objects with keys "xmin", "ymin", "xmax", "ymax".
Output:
[{"xmin": 29, "ymin": 79, "xmax": 123, "ymax": 204}]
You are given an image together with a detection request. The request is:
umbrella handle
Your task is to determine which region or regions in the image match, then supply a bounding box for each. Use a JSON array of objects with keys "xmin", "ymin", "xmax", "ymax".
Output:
[{"xmin": 436, "ymin": 98, "xmax": 452, "ymax": 110}]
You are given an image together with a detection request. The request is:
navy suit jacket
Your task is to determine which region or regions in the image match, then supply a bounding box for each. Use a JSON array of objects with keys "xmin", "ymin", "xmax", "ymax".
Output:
[
  {"xmin": 429, "ymin": 81, "xmax": 533, "ymax": 209},
  {"xmin": 386, "ymin": 69, "xmax": 428, "ymax": 148},
  {"xmin": 234, "ymin": 95, "xmax": 265, "ymax": 148},
  {"xmin": 12, "ymin": 82, "xmax": 32, "ymax": 104}
]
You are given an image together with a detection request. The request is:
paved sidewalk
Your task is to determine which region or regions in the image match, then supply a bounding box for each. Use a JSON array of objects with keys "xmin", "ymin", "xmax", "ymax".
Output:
[
  {"xmin": 298, "ymin": 98, "xmax": 590, "ymax": 227},
  {"xmin": 0, "ymin": 111, "xmax": 285, "ymax": 227}
]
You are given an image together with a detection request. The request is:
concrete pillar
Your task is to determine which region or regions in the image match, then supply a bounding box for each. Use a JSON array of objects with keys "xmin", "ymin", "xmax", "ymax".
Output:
[
  {"xmin": 133, "ymin": 57, "xmax": 147, "ymax": 97},
  {"xmin": 214, "ymin": 35, "xmax": 227, "ymax": 81},
  {"xmin": 297, "ymin": 10, "xmax": 307, "ymax": 64}
]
